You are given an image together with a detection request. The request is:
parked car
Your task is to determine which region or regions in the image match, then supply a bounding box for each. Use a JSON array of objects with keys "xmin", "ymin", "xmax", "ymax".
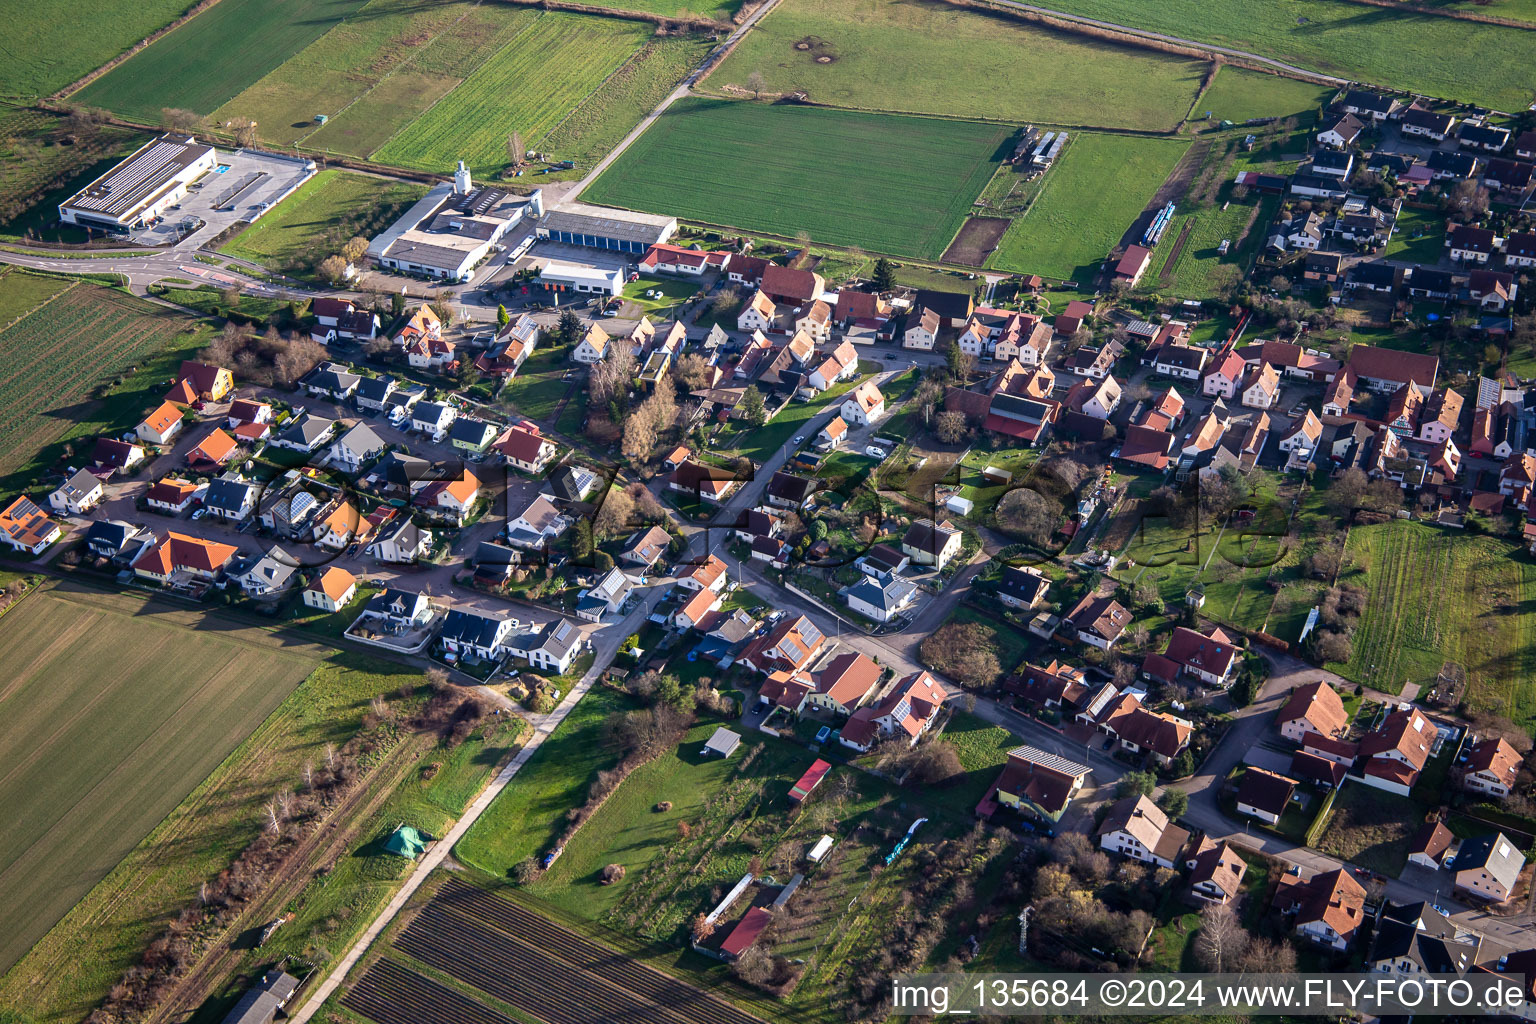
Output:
[{"xmin": 865, "ymin": 445, "xmax": 886, "ymax": 458}]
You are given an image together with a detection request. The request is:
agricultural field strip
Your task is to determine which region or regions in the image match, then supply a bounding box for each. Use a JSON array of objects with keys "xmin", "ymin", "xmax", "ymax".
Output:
[
  {"xmin": 433, "ymin": 879, "xmax": 763, "ymax": 1024},
  {"xmin": 345, "ymin": 958, "xmax": 517, "ymax": 1024},
  {"xmin": 0, "ymin": 273, "xmax": 76, "ymax": 331}
]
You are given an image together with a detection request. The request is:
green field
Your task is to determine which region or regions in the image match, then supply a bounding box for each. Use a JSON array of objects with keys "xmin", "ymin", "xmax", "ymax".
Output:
[
  {"xmin": 0, "ymin": 275, "xmax": 207, "ymax": 489},
  {"xmin": 0, "ymin": 267, "xmax": 71, "ymax": 326},
  {"xmin": 585, "ymin": 98, "xmax": 1010, "ymax": 258},
  {"xmin": 1384, "ymin": 205, "xmax": 1447, "ymax": 265},
  {"xmin": 73, "ymin": 0, "xmax": 373, "ymax": 121},
  {"xmin": 3, "ymin": 0, "xmax": 188, "ymax": 100},
  {"xmin": 218, "ymin": 168, "xmax": 428, "ymax": 279},
  {"xmin": 1157, "ymin": 190, "xmax": 1280, "ymax": 300},
  {"xmin": 1332, "ymin": 521, "xmax": 1536, "ymax": 726},
  {"xmin": 373, "ymin": 13, "xmax": 651, "ymax": 176},
  {"xmin": 214, "ymin": 0, "xmax": 541, "ymax": 154},
  {"xmin": 0, "ymin": 582, "xmax": 319, "ymax": 980},
  {"xmin": 987, "ymin": 132, "xmax": 1190, "ymax": 281},
  {"xmin": 1039, "ymin": 0, "xmax": 1536, "ymax": 111},
  {"xmin": 1194, "ymin": 65, "xmax": 1332, "ymax": 124},
  {"xmin": 711, "ymin": 0, "xmax": 1206, "ymax": 131}
]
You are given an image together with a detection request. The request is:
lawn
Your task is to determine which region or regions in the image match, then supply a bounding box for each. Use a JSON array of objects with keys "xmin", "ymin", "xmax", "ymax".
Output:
[
  {"xmin": 623, "ymin": 275, "xmax": 700, "ymax": 317},
  {"xmin": 711, "ymin": 0, "xmax": 1206, "ymax": 131},
  {"xmin": 0, "ymin": 268, "xmax": 71, "ymax": 326},
  {"xmin": 218, "ymin": 169, "xmax": 428, "ymax": 280},
  {"xmin": 585, "ymin": 97, "xmax": 1011, "ymax": 259},
  {"xmin": 1383, "ymin": 205, "xmax": 1447, "ymax": 266},
  {"xmin": 0, "ymin": 582, "xmax": 322, "ymax": 992},
  {"xmin": 987, "ymin": 133, "xmax": 1190, "ymax": 283},
  {"xmin": 1158, "ymin": 190, "xmax": 1281, "ymax": 301},
  {"xmin": 710, "ymin": 373, "xmax": 867, "ymax": 462},
  {"xmin": 73, "ymin": 0, "xmax": 374, "ymax": 121},
  {"xmin": 940, "ymin": 711, "xmax": 1019, "ymax": 814},
  {"xmin": 372, "ymin": 13, "xmax": 651, "ymax": 177},
  {"xmin": 0, "ymin": 277, "xmax": 211, "ymax": 490},
  {"xmin": 1332, "ymin": 521, "xmax": 1536, "ymax": 727},
  {"xmin": 1313, "ymin": 781, "xmax": 1419, "ymax": 876},
  {"xmin": 1039, "ymin": 0, "xmax": 1536, "ymax": 112},
  {"xmin": 3, "ymin": 0, "xmax": 188, "ymax": 100},
  {"xmin": 1194, "ymin": 65, "xmax": 1332, "ymax": 124}
]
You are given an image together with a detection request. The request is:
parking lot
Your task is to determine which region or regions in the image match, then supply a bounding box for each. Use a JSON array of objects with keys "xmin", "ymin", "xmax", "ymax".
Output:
[{"xmin": 133, "ymin": 148, "xmax": 317, "ymax": 247}]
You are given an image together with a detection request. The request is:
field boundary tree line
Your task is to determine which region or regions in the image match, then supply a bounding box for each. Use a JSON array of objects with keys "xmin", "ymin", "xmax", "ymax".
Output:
[{"xmin": 934, "ymin": 0, "xmax": 1346, "ymax": 89}]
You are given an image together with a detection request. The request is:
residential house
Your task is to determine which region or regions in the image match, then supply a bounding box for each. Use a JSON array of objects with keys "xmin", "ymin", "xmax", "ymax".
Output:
[
  {"xmin": 805, "ymin": 652, "xmax": 883, "ymax": 715},
  {"xmin": 1460, "ymin": 120, "xmax": 1512, "ymax": 153},
  {"xmin": 674, "ymin": 586, "xmax": 724, "ymax": 630},
  {"xmin": 838, "ymin": 670, "xmax": 948, "ymax": 752},
  {"xmin": 1113, "ymin": 245, "xmax": 1152, "ymax": 288},
  {"xmin": 737, "ymin": 290, "xmax": 776, "ymax": 333},
  {"xmin": 1161, "ymin": 625, "xmax": 1239, "ymax": 687},
  {"xmin": 901, "ymin": 518, "xmax": 962, "ymax": 570},
  {"xmin": 132, "ymin": 531, "xmax": 237, "ymax": 583},
  {"xmin": 576, "ymin": 567, "xmax": 637, "ymax": 622},
  {"xmin": 981, "ymin": 746, "xmax": 1091, "ymax": 823},
  {"xmin": 1279, "ymin": 410, "xmax": 1324, "ymax": 469},
  {"xmin": 1065, "ymin": 593, "xmax": 1130, "ymax": 649},
  {"xmin": 1407, "ymin": 267, "xmax": 1459, "ymax": 300},
  {"xmin": 367, "ymin": 518, "xmax": 433, "ymax": 563},
  {"xmin": 1357, "ymin": 704, "xmax": 1436, "ymax": 795},
  {"xmin": 1367, "ymin": 902, "xmax": 1488, "ymax": 978},
  {"xmin": 329, "ymin": 422, "xmax": 387, "ymax": 473},
  {"xmin": 1340, "ymin": 90, "xmax": 1399, "ymax": 121},
  {"xmin": 795, "ymin": 299, "xmax": 833, "ymax": 343},
  {"xmin": 474, "ymin": 314, "xmax": 539, "ymax": 377},
  {"xmin": 902, "ymin": 307, "xmax": 941, "ymax": 351},
  {"xmin": 235, "ymin": 545, "xmax": 299, "ymax": 598},
  {"xmin": 670, "ymin": 459, "xmax": 740, "ymax": 504},
  {"xmin": 1187, "ymin": 839, "xmax": 1248, "ymax": 904},
  {"xmin": 1055, "ymin": 300, "xmax": 1093, "ymax": 337},
  {"xmin": 502, "ymin": 494, "xmax": 566, "ymax": 552},
  {"xmin": 839, "ymin": 573, "xmax": 918, "ymax": 623},
  {"xmin": 1428, "ymin": 150, "xmax": 1481, "ymax": 180},
  {"xmin": 312, "ymin": 500, "xmax": 364, "ymax": 550},
  {"xmin": 261, "ymin": 487, "xmax": 324, "ymax": 536},
  {"xmin": 1152, "ymin": 341, "xmax": 1208, "ymax": 381},
  {"xmin": 271, "ymin": 413, "xmax": 336, "ymax": 453},
  {"xmin": 304, "ymin": 362, "xmax": 360, "ymax": 401},
  {"xmin": 48, "ymin": 467, "xmax": 104, "ymax": 515},
  {"xmin": 807, "ymin": 341, "xmax": 859, "ymax": 392},
  {"xmin": 505, "ymin": 617, "xmax": 584, "ymax": 675},
  {"xmin": 997, "ymin": 565, "xmax": 1050, "ymax": 610},
  {"xmin": 1469, "ymin": 268, "xmax": 1518, "ymax": 311},
  {"xmin": 1504, "ymin": 232, "xmax": 1536, "ymax": 269},
  {"xmin": 1345, "ymin": 344, "xmax": 1439, "ymax": 392},
  {"xmin": 1451, "ymin": 834, "xmax": 1526, "ymax": 902},
  {"xmin": 1462, "ymin": 737, "xmax": 1521, "ymax": 799},
  {"xmin": 439, "ymin": 609, "xmax": 513, "ymax": 662},
  {"xmin": 411, "ymin": 401, "xmax": 457, "ymax": 441},
  {"xmin": 1292, "ymin": 174, "xmax": 1348, "ymax": 200},
  {"xmin": 303, "ymin": 566, "xmax": 358, "ymax": 613},
  {"xmin": 1240, "ymin": 363, "xmax": 1282, "ymax": 410},
  {"xmin": 1450, "ymin": 225, "xmax": 1499, "ymax": 264},
  {"xmin": 1100, "ymin": 695, "xmax": 1192, "ymax": 767},
  {"xmin": 1303, "ymin": 250, "xmax": 1345, "ymax": 284},
  {"xmin": 761, "ymin": 265, "xmax": 824, "ymax": 306},
  {"xmin": 571, "ymin": 322, "xmax": 610, "ymax": 365},
  {"xmin": 227, "ymin": 399, "xmax": 273, "ymax": 428},
  {"xmin": 493, "ymin": 423, "xmax": 558, "ymax": 474},
  {"xmin": 81, "ymin": 520, "xmax": 146, "ymax": 563},
  {"xmin": 91, "ymin": 437, "xmax": 146, "ymax": 472},
  {"xmin": 136, "ymin": 401, "xmax": 184, "ymax": 445},
  {"xmin": 1309, "ymin": 149, "xmax": 1355, "ymax": 179},
  {"xmin": 1236, "ymin": 768, "xmax": 1297, "ymax": 825},
  {"xmin": 817, "ymin": 416, "xmax": 848, "ymax": 450},
  {"xmin": 765, "ymin": 472, "xmax": 817, "ymax": 511},
  {"xmin": 145, "ymin": 477, "xmax": 199, "ymax": 514},
  {"xmin": 739, "ymin": 615, "xmax": 826, "ymax": 676},
  {"xmin": 176, "ymin": 360, "xmax": 234, "ymax": 402},
  {"xmin": 1203, "ymin": 350, "xmax": 1247, "ymax": 399},
  {"xmin": 620, "ymin": 524, "xmax": 671, "ymax": 570},
  {"xmin": 1274, "ymin": 868, "xmax": 1368, "ymax": 949},
  {"xmin": 0, "ymin": 496, "xmax": 60, "ymax": 553},
  {"xmin": 1485, "ymin": 158, "xmax": 1535, "ymax": 194},
  {"xmin": 727, "ymin": 254, "xmax": 772, "ymax": 288},
  {"xmin": 1065, "ymin": 375, "xmax": 1122, "ymax": 419},
  {"xmin": 1318, "ymin": 112, "xmax": 1366, "ymax": 149},
  {"xmin": 1402, "ymin": 106, "xmax": 1456, "ymax": 140},
  {"xmin": 841, "ymin": 381, "xmax": 885, "ymax": 426},
  {"xmin": 202, "ymin": 477, "xmax": 257, "ymax": 522},
  {"xmin": 1116, "ymin": 425, "xmax": 1176, "ymax": 470},
  {"xmin": 1276, "ymin": 680, "xmax": 1350, "ymax": 744},
  {"xmin": 1096, "ymin": 794, "xmax": 1188, "ymax": 868}
]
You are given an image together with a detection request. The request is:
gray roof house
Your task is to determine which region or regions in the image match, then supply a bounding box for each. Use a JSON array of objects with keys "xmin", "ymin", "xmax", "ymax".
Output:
[
  {"xmin": 1451, "ymin": 833, "xmax": 1526, "ymax": 901},
  {"xmin": 329, "ymin": 422, "xmax": 388, "ymax": 471},
  {"xmin": 236, "ymin": 545, "xmax": 299, "ymax": 598},
  {"xmin": 219, "ymin": 968, "xmax": 299, "ymax": 1024},
  {"xmin": 304, "ymin": 362, "xmax": 361, "ymax": 399},
  {"xmin": 839, "ymin": 574, "xmax": 918, "ymax": 623},
  {"xmin": 506, "ymin": 617, "xmax": 584, "ymax": 674},
  {"xmin": 577, "ymin": 567, "xmax": 637, "ymax": 622},
  {"xmin": 272, "ymin": 412, "xmax": 336, "ymax": 452},
  {"xmin": 354, "ymin": 375, "xmax": 397, "ymax": 410}
]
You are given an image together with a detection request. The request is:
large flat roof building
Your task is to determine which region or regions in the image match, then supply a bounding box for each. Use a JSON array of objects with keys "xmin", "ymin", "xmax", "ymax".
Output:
[
  {"xmin": 535, "ymin": 200, "xmax": 676, "ymax": 254},
  {"xmin": 59, "ymin": 134, "xmax": 217, "ymax": 232},
  {"xmin": 538, "ymin": 260, "xmax": 625, "ymax": 297},
  {"xmin": 370, "ymin": 162, "xmax": 543, "ymax": 282}
]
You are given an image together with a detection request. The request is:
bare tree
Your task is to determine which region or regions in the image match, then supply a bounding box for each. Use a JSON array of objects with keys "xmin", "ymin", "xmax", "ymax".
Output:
[
  {"xmin": 1194, "ymin": 903, "xmax": 1248, "ymax": 972},
  {"xmin": 593, "ymin": 485, "xmax": 636, "ymax": 540},
  {"xmin": 264, "ymin": 801, "xmax": 282, "ymax": 835},
  {"xmin": 746, "ymin": 70, "xmax": 765, "ymax": 99},
  {"xmin": 161, "ymin": 107, "xmax": 201, "ymax": 132},
  {"xmin": 935, "ymin": 410, "xmax": 967, "ymax": 444},
  {"xmin": 232, "ymin": 118, "xmax": 258, "ymax": 148}
]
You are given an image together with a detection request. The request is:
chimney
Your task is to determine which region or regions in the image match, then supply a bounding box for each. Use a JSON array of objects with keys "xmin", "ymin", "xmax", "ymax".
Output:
[{"xmin": 454, "ymin": 160, "xmax": 471, "ymax": 195}]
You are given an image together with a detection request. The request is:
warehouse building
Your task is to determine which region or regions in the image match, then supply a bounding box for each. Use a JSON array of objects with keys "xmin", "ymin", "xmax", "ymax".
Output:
[
  {"xmin": 369, "ymin": 162, "xmax": 543, "ymax": 282},
  {"xmin": 59, "ymin": 134, "xmax": 217, "ymax": 232},
  {"xmin": 535, "ymin": 200, "xmax": 676, "ymax": 254},
  {"xmin": 537, "ymin": 261, "xmax": 625, "ymax": 297}
]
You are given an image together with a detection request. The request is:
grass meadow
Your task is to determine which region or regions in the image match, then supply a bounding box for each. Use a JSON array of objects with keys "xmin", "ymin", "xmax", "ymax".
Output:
[
  {"xmin": 0, "ymin": 583, "xmax": 320, "ymax": 985},
  {"xmin": 1332, "ymin": 521, "xmax": 1536, "ymax": 727},
  {"xmin": 711, "ymin": 0, "xmax": 1206, "ymax": 131},
  {"xmin": 218, "ymin": 169, "xmax": 428, "ymax": 279},
  {"xmin": 584, "ymin": 97, "xmax": 1011, "ymax": 258},
  {"xmin": 987, "ymin": 132, "xmax": 1189, "ymax": 282},
  {"xmin": 372, "ymin": 13, "xmax": 651, "ymax": 176},
  {"xmin": 1039, "ymin": 0, "xmax": 1536, "ymax": 111},
  {"xmin": 2, "ymin": 0, "xmax": 187, "ymax": 100},
  {"xmin": 0, "ymin": 275, "xmax": 209, "ymax": 490},
  {"xmin": 73, "ymin": 0, "xmax": 373, "ymax": 121},
  {"xmin": 1194, "ymin": 65, "xmax": 1332, "ymax": 124},
  {"xmin": 1157, "ymin": 189, "xmax": 1281, "ymax": 300}
]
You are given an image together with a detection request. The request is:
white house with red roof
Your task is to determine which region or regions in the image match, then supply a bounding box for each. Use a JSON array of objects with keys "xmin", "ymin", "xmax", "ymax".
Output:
[
  {"xmin": 1161, "ymin": 625, "xmax": 1239, "ymax": 687},
  {"xmin": 1203, "ymin": 349, "xmax": 1246, "ymax": 399},
  {"xmin": 639, "ymin": 242, "xmax": 730, "ymax": 276},
  {"xmin": 493, "ymin": 423, "xmax": 558, "ymax": 474},
  {"xmin": 738, "ymin": 615, "xmax": 826, "ymax": 676},
  {"xmin": 841, "ymin": 381, "xmax": 885, "ymax": 426},
  {"xmin": 837, "ymin": 670, "xmax": 948, "ymax": 752},
  {"xmin": 805, "ymin": 652, "xmax": 884, "ymax": 715}
]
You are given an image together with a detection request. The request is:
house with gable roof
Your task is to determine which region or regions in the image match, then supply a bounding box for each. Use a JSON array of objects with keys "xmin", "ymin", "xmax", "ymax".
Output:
[
  {"xmin": 1096, "ymin": 794, "xmax": 1188, "ymax": 868},
  {"xmin": 837, "ymin": 670, "xmax": 948, "ymax": 752}
]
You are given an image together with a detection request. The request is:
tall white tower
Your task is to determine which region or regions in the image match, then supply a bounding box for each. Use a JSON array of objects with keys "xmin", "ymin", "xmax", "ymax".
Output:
[{"xmin": 454, "ymin": 160, "xmax": 472, "ymax": 195}]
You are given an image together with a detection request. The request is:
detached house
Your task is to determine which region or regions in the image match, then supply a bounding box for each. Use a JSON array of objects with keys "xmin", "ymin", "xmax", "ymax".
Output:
[
  {"xmin": 1357, "ymin": 704, "xmax": 1436, "ymax": 796},
  {"xmin": 902, "ymin": 518, "xmax": 962, "ymax": 570},
  {"xmin": 368, "ymin": 518, "xmax": 432, "ymax": 563},
  {"xmin": 303, "ymin": 566, "xmax": 358, "ymax": 613},
  {"xmin": 1276, "ymin": 681, "xmax": 1350, "ymax": 744},
  {"xmin": 1096, "ymin": 795, "xmax": 1188, "ymax": 868},
  {"xmin": 572, "ymin": 322, "xmax": 611, "ymax": 365},
  {"xmin": 902, "ymin": 307, "xmax": 941, "ymax": 351},
  {"xmin": 738, "ymin": 615, "xmax": 826, "ymax": 676},
  {"xmin": 411, "ymin": 401, "xmax": 457, "ymax": 441},
  {"xmin": 131, "ymin": 532, "xmax": 238, "ymax": 583},
  {"xmin": 1161, "ymin": 625, "xmax": 1239, "ymax": 687},
  {"xmin": 1236, "ymin": 768, "xmax": 1297, "ymax": 825},
  {"xmin": 1451, "ymin": 834, "xmax": 1525, "ymax": 902},
  {"xmin": 439, "ymin": 609, "xmax": 513, "ymax": 662},
  {"xmin": 145, "ymin": 477, "xmax": 199, "ymax": 514},
  {"xmin": 48, "ymin": 468, "xmax": 104, "ymax": 515},
  {"xmin": 0, "ymin": 496, "xmax": 61, "ymax": 553},
  {"xmin": 1462, "ymin": 737, "xmax": 1521, "ymax": 799},
  {"xmin": 1065, "ymin": 593, "xmax": 1130, "ymax": 649},
  {"xmin": 1449, "ymin": 225, "xmax": 1499, "ymax": 264},
  {"xmin": 841, "ymin": 381, "xmax": 885, "ymax": 426},
  {"xmin": 1402, "ymin": 106, "xmax": 1455, "ymax": 141},
  {"xmin": 272, "ymin": 413, "xmax": 336, "ymax": 454},
  {"xmin": 137, "ymin": 401, "xmax": 184, "ymax": 445},
  {"xmin": 1318, "ymin": 112, "xmax": 1365, "ymax": 149},
  {"xmin": 837, "ymin": 671, "xmax": 948, "ymax": 753},
  {"xmin": 737, "ymin": 290, "xmax": 776, "ymax": 333},
  {"xmin": 1275, "ymin": 868, "xmax": 1367, "ymax": 949},
  {"xmin": 493, "ymin": 423, "xmax": 558, "ymax": 474},
  {"xmin": 1186, "ymin": 838, "xmax": 1248, "ymax": 905},
  {"xmin": 329, "ymin": 422, "xmax": 387, "ymax": 473},
  {"xmin": 1240, "ymin": 363, "xmax": 1281, "ymax": 410}
]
